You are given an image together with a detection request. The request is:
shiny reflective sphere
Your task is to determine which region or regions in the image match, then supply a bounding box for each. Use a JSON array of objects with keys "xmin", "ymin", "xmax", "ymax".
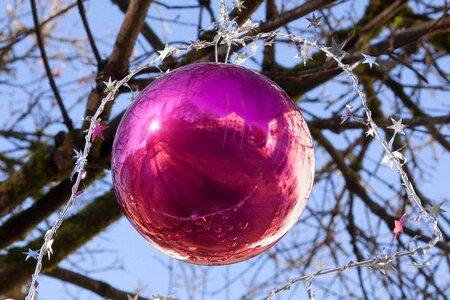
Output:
[{"xmin": 112, "ymin": 63, "xmax": 314, "ymax": 265}]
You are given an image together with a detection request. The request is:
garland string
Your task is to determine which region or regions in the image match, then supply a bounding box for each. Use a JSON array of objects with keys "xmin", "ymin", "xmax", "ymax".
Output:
[{"xmin": 24, "ymin": 1, "xmax": 442, "ymax": 299}]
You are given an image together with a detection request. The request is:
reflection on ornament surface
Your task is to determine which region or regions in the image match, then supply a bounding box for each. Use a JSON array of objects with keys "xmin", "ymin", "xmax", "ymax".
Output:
[{"xmin": 112, "ymin": 63, "xmax": 314, "ymax": 265}]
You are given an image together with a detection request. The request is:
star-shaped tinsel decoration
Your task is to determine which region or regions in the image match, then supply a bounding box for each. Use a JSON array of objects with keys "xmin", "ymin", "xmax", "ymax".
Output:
[
  {"xmin": 340, "ymin": 103, "xmax": 354, "ymax": 124},
  {"xmin": 295, "ymin": 44, "xmax": 312, "ymax": 66},
  {"xmin": 361, "ymin": 53, "xmax": 378, "ymax": 69},
  {"xmin": 157, "ymin": 44, "xmax": 174, "ymax": 62},
  {"xmin": 381, "ymin": 150, "xmax": 407, "ymax": 168},
  {"xmin": 27, "ymin": 275, "xmax": 40, "ymax": 292},
  {"xmin": 73, "ymin": 149, "xmax": 86, "ymax": 166},
  {"xmin": 73, "ymin": 149, "xmax": 83, "ymax": 160},
  {"xmin": 371, "ymin": 260, "xmax": 394, "ymax": 275},
  {"xmin": 127, "ymin": 294, "xmax": 139, "ymax": 300},
  {"xmin": 329, "ymin": 38, "xmax": 346, "ymax": 59},
  {"xmin": 234, "ymin": 0, "xmax": 245, "ymax": 12},
  {"xmin": 45, "ymin": 239, "xmax": 54, "ymax": 260},
  {"xmin": 250, "ymin": 43, "xmax": 258, "ymax": 53},
  {"xmin": 238, "ymin": 19, "xmax": 259, "ymax": 34},
  {"xmin": 427, "ymin": 201, "xmax": 447, "ymax": 216},
  {"xmin": 130, "ymin": 88, "xmax": 140, "ymax": 101},
  {"xmin": 216, "ymin": 0, "xmax": 239, "ymax": 46},
  {"xmin": 365, "ymin": 128, "xmax": 375, "ymax": 137},
  {"xmin": 123, "ymin": 82, "xmax": 140, "ymax": 101},
  {"xmin": 393, "ymin": 215, "xmax": 406, "ymax": 240},
  {"xmin": 264, "ymin": 35, "xmax": 275, "ymax": 46},
  {"xmin": 234, "ymin": 53, "xmax": 249, "ymax": 65},
  {"xmin": 23, "ymin": 249, "xmax": 39, "ymax": 261},
  {"xmin": 306, "ymin": 13, "xmax": 322, "ymax": 29},
  {"xmin": 190, "ymin": 40, "xmax": 207, "ymax": 50},
  {"xmin": 91, "ymin": 120, "xmax": 109, "ymax": 142},
  {"xmin": 370, "ymin": 249, "xmax": 394, "ymax": 275},
  {"xmin": 387, "ymin": 118, "xmax": 408, "ymax": 135},
  {"xmin": 347, "ymin": 260, "xmax": 356, "ymax": 267},
  {"xmin": 103, "ymin": 77, "xmax": 117, "ymax": 93}
]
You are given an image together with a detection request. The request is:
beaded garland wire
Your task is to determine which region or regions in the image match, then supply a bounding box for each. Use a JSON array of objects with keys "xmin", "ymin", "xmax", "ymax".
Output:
[{"xmin": 24, "ymin": 1, "xmax": 443, "ymax": 299}]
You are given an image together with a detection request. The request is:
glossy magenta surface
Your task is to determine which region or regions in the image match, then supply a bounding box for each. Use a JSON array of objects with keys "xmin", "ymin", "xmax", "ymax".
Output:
[{"xmin": 112, "ymin": 63, "xmax": 314, "ymax": 265}]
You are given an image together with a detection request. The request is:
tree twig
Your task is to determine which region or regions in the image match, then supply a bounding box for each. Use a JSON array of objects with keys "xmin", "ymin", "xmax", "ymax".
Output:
[
  {"xmin": 84, "ymin": 0, "xmax": 153, "ymax": 123},
  {"xmin": 0, "ymin": 190, "xmax": 121, "ymax": 293},
  {"xmin": 29, "ymin": 0, "xmax": 74, "ymax": 132},
  {"xmin": 47, "ymin": 267, "xmax": 150, "ymax": 300},
  {"xmin": 308, "ymin": 115, "xmax": 450, "ymax": 131},
  {"xmin": 77, "ymin": 0, "xmax": 102, "ymax": 66},
  {"xmin": 111, "ymin": 0, "xmax": 165, "ymax": 51}
]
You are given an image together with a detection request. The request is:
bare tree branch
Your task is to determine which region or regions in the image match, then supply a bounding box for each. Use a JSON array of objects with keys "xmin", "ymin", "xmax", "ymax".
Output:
[
  {"xmin": 29, "ymin": 0, "xmax": 74, "ymax": 131},
  {"xmin": 85, "ymin": 0, "xmax": 153, "ymax": 121},
  {"xmin": 1, "ymin": 1, "xmax": 449, "ymax": 298},
  {"xmin": 311, "ymin": 129, "xmax": 449, "ymax": 252},
  {"xmin": 47, "ymin": 267, "xmax": 150, "ymax": 300},
  {"xmin": 0, "ymin": 190, "xmax": 121, "ymax": 294},
  {"xmin": 76, "ymin": 0, "xmax": 102, "ymax": 66},
  {"xmin": 377, "ymin": 73, "xmax": 450, "ymax": 151},
  {"xmin": 111, "ymin": 0, "xmax": 165, "ymax": 51}
]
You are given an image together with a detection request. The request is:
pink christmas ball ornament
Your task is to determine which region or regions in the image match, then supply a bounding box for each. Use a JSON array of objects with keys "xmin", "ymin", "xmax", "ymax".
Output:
[{"xmin": 112, "ymin": 63, "xmax": 314, "ymax": 265}]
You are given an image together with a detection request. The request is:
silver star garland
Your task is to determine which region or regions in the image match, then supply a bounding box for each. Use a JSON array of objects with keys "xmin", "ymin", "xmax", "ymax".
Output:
[{"xmin": 25, "ymin": 1, "xmax": 442, "ymax": 299}]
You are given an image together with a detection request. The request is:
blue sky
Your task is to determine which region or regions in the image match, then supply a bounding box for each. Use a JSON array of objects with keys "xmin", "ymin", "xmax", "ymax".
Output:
[{"xmin": 1, "ymin": 0, "xmax": 448, "ymax": 299}]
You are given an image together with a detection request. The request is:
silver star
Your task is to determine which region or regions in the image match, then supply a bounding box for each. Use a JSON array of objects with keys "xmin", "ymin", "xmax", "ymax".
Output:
[
  {"xmin": 295, "ymin": 45, "xmax": 312, "ymax": 66},
  {"xmin": 365, "ymin": 128, "xmax": 375, "ymax": 137},
  {"xmin": 371, "ymin": 261, "xmax": 394, "ymax": 275},
  {"xmin": 340, "ymin": 103, "xmax": 354, "ymax": 124},
  {"xmin": 191, "ymin": 40, "xmax": 207, "ymax": 50},
  {"xmin": 250, "ymin": 43, "xmax": 258, "ymax": 53},
  {"xmin": 103, "ymin": 77, "xmax": 117, "ymax": 93},
  {"xmin": 73, "ymin": 149, "xmax": 86, "ymax": 165},
  {"xmin": 127, "ymin": 294, "xmax": 138, "ymax": 300},
  {"xmin": 392, "ymin": 150, "xmax": 407, "ymax": 165},
  {"xmin": 427, "ymin": 201, "xmax": 446, "ymax": 216},
  {"xmin": 123, "ymin": 82, "xmax": 140, "ymax": 101},
  {"xmin": 387, "ymin": 118, "xmax": 408, "ymax": 135},
  {"xmin": 157, "ymin": 44, "xmax": 174, "ymax": 62},
  {"xmin": 238, "ymin": 19, "xmax": 259, "ymax": 34},
  {"xmin": 23, "ymin": 249, "xmax": 39, "ymax": 261},
  {"xmin": 235, "ymin": 53, "xmax": 249, "ymax": 65},
  {"xmin": 380, "ymin": 150, "xmax": 407, "ymax": 168},
  {"xmin": 329, "ymin": 38, "xmax": 346, "ymax": 59},
  {"xmin": 73, "ymin": 149, "xmax": 83, "ymax": 160},
  {"xmin": 362, "ymin": 54, "xmax": 378, "ymax": 69},
  {"xmin": 234, "ymin": 0, "xmax": 245, "ymax": 12},
  {"xmin": 264, "ymin": 38, "xmax": 275, "ymax": 47},
  {"xmin": 300, "ymin": 45, "xmax": 312, "ymax": 65},
  {"xmin": 130, "ymin": 88, "xmax": 140, "ymax": 101},
  {"xmin": 45, "ymin": 239, "xmax": 54, "ymax": 260},
  {"xmin": 306, "ymin": 13, "xmax": 322, "ymax": 29}
]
